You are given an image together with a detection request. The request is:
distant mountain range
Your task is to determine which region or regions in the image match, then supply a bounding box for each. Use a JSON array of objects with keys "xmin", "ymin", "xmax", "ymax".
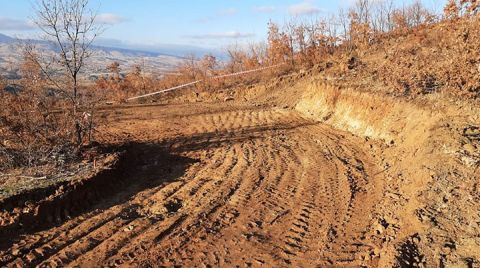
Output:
[
  {"xmin": 0, "ymin": 33, "xmax": 14, "ymax": 43},
  {"xmin": 0, "ymin": 33, "xmax": 218, "ymax": 80},
  {"xmin": 93, "ymin": 37, "xmax": 220, "ymax": 59}
]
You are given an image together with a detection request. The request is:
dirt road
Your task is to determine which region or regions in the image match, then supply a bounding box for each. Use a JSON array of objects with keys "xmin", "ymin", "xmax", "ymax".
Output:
[{"xmin": 1, "ymin": 103, "xmax": 386, "ymax": 267}]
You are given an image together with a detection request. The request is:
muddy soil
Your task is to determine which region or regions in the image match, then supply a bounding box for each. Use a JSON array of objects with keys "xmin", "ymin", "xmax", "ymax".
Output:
[
  {"xmin": 0, "ymin": 84, "xmax": 478, "ymax": 267},
  {"xmin": 0, "ymin": 102, "xmax": 388, "ymax": 267}
]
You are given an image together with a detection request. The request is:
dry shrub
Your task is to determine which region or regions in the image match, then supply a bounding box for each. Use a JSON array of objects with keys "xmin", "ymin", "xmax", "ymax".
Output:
[
  {"xmin": 96, "ymin": 44, "xmax": 282, "ymax": 103},
  {"xmin": 0, "ymin": 0, "xmax": 108, "ymax": 172},
  {"xmin": 0, "ymin": 84, "xmax": 74, "ymax": 170},
  {"xmin": 95, "ymin": 62, "xmax": 162, "ymax": 102},
  {"xmin": 0, "ymin": 54, "xmax": 98, "ymax": 171},
  {"xmin": 366, "ymin": 16, "xmax": 480, "ymax": 97},
  {"xmin": 97, "ymin": 0, "xmax": 480, "ymax": 103},
  {"xmin": 444, "ymin": 0, "xmax": 480, "ymax": 18}
]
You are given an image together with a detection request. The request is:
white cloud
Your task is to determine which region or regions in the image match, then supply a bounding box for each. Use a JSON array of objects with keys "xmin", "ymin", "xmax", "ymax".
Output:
[
  {"xmin": 288, "ymin": 1, "xmax": 323, "ymax": 16},
  {"xmin": 194, "ymin": 8, "xmax": 238, "ymax": 24},
  {"xmin": 96, "ymin": 13, "xmax": 129, "ymax": 25},
  {"xmin": 193, "ymin": 17, "xmax": 211, "ymax": 24},
  {"xmin": 254, "ymin": 6, "xmax": 277, "ymax": 13},
  {"xmin": 220, "ymin": 8, "xmax": 238, "ymax": 16},
  {"xmin": 0, "ymin": 17, "xmax": 35, "ymax": 31},
  {"xmin": 186, "ymin": 31, "xmax": 255, "ymax": 40}
]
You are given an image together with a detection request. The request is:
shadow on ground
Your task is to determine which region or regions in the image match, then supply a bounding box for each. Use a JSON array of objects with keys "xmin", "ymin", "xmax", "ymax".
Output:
[
  {"xmin": 0, "ymin": 143, "xmax": 196, "ymax": 250},
  {"xmin": 0, "ymin": 116, "xmax": 316, "ymax": 251}
]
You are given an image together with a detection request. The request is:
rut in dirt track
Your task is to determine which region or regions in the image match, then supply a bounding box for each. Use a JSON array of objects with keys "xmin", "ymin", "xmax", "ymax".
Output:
[{"xmin": 0, "ymin": 105, "xmax": 384, "ymax": 267}]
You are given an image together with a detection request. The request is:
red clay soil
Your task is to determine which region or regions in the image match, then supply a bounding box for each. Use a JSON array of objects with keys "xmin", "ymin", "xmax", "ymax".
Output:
[
  {"xmin": 0, "ymin": 103, "xmax": 388, "ymax": 267},
  {"xmin": 0, "ymin": 76, "xmax": 478, "ymax": 267}
]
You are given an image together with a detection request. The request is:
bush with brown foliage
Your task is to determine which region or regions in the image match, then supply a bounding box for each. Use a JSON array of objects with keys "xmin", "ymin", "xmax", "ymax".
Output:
[
  {"xmin": 0, "ymin": 52, "xmax": 100, "ymax": 171},
  {"xmin": 445, "ymin": 0, "xmax": 480, "ymax": 18},
  {"xmin": 267, "ymin": 21, "xmax": 293, "ymax": 65},
  {"xmin": 0, "ymin": 56, "xmax": 75, "ymax": 170},
  {"xmin": 95, "ymin": 62, "xmax": 161, "ymax": 102},
  {"xmin": 97, "ymin": 0, "xmax": 479, "ymax": 104}
]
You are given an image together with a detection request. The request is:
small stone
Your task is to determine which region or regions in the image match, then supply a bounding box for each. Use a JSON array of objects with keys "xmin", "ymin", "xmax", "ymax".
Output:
[
  {"xmin": 26, "ymin": 253, "xmax": 36, "ymax": 262},
  {"xmin": 465, "ymin": 127, "xmax": 480, "ymax": 136},
  {"xmin": 373, "ymin": 222, "xmax": 385, "ymax": 235},
  {"xmin": 11, "ymin": 248, "xmax": 20, "ymax": 256},
  {"xmin": 123, "ymin": 225, "xmax": 134, "ymax": 232},
  {"xmin": 34, "ymin": 248, "xmax": 44, "ymax": 256},
  {"xmin": 384, "ymin": 215, "xmax": 398, "ymax": 226},
  {"xmin": 463, "ymin": 143, "xmax": 477, "ymax": 154}
]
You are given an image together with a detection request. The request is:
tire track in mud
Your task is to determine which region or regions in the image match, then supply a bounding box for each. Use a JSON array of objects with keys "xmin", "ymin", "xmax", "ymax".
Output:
[
  {"xmin": 105, "ymin": 143, "xmax": 249, "ymax": 267},
  {"xmin": 46, "ymin": 144, "xmax": 239, "ymax": 267},
  {"xmin": 152, "ymin": 139, "xmax": 276, "ymax": 266},
  {"xmin": 0, "ymin": 104, "xmax": 384, "ymax": 267},
  {"xmin": 1, "ymin": 138, "xmax": 233, "ymax": 267}
]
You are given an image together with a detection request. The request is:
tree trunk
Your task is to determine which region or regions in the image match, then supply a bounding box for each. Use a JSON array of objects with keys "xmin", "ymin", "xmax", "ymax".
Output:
[{"xmin": 73, "ymin": 76, "xmax": 82, "ymax": 146}]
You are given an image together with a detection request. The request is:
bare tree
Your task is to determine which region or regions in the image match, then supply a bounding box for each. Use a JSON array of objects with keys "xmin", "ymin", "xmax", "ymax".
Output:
[
  {"xmin": 354, "ymin": 0, "xmax": 372, "ymax": 25},
  {"xmin": 226, "ymin": 43, "xmax": 247, "ymax": 73},
  {"xmin": 246, "ymin": 42, "xmax": 267, "ymax": 68},
  {"xmin": 200, "ymin": 54, "xmax": 218, "ymax": 77},
  {"xmin": 181, "ymin": 54, "xmax": 199, "ymax": 80},
  {"xmin": 338, "ymin": 8, "xmax": 351, "ymax": 44},
  {"xmin": 107, "ymin": 61, "xmax": 121, "ymax": 78},
  {"xmin": 34, "ymin": 0, "xmax": 101, "ymax": 100},
  {"xmin": 372, "ymin": 0, "xmax": 395, "ymax": 33},
  {"xmin": 283, "ymin": 20, "xmax": 297, "ymax": 66},
  {"xmin": 31, "ymin": 0, "xmax": 103, "ymax": 145}
]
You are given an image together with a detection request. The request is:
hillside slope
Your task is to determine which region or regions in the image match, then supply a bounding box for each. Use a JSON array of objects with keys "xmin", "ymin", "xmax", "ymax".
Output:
[
  {"xmin": 318, "ymin": 16, "xmax": 480, "ymax": 99},
  {"xmin": 0, "ymin": 15, "xmax": 479, "ymax": 268}
]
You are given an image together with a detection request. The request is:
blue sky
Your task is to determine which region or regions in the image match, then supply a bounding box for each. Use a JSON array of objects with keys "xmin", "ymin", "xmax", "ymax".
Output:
[{"xmin": 0, "ymin": 0, "xmax": 446, "ymax": 52}]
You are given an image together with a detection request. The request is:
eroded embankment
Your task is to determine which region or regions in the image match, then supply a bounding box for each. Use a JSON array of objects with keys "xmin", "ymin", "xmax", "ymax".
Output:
[
  {"xmin": 294, "ymin": 81, "xmax": 480, "ymax": 267},
  {"xmin": 0, "ymin": 145, "xmax": 194, "ymax": 251}
]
